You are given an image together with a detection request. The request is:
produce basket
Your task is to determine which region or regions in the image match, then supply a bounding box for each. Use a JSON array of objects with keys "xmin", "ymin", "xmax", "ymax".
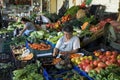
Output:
[
  {"xmin": 26, "ymin": 40, "xmax": 53, "ymax": 55},
  {"xmin": 43, "ymin": 65, "xmax": 91, "ymax": 80},
  {"xmin": 0, "ymin": 52, "xmax": 15, "ymax": 79},
  {"xmin": 73, "ymin": 66, "xmax": 93, "ymax": 80},
  {"xmin": 0, "ymin": 69, "xmax": 13, "ymax": 80},
  {"xmin": 28, "ymin": 47, "xmax": 53, "ymax": 55},
  {"xmin": 0, "ymin": 51, "xmax": 15, "ymax": 64},
  {"xmin": 81, "ymin": 27, "xmax": 104, "ymax": 47},
  {"xmin": 11, "ymin": 46, "xmax": 36, "ymax": 68},
  {"xmin": 46, "ymin": 40, "xmax": 56, "ymax": 48}
]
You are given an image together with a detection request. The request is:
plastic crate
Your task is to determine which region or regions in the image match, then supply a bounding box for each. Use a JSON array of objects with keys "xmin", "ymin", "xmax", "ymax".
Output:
[
  {"xmin": 43, "ymin": 69, "xmax": 74, "ymax": 80},
  {"xmin": 43, "ymin": 65, "xmax": 93, "ymax": 80},
  {"xmin": 28, "ymin": 47, "xmax": 53, "ymax": 54},
  {"xmin": 25, "ymin": 40, "xmax": 53, "ymax": 55},
  {"xmin": 45, "ymin": 40, "xmax": 56, "ymax": 48},
  {"xmin": 0, "ymin": 69, "xmax": 13, "ymax": 80},
  {"xmin": 73, "ymin": 66, "xmax": 93, "ymax": 80}
]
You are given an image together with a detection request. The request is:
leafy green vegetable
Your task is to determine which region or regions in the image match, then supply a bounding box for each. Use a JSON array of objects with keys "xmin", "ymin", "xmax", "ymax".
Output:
[
  {"xmin": 13, "ymin": 63, "xmax": 43, "ymax": 80},
  {"xmin": 65, "ymin": 6, "xmax": 80, "ymax": 16}
]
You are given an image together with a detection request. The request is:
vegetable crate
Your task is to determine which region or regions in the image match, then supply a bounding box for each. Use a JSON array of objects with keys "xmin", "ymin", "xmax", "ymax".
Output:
[
  {"xmin": 43, "ymin": 65, "xmax": 93, "ymax": 80},
  {"xmin": 0, "ymin": 69, "xmax": 13, "ymax": 80},
  {"xmin": 1, "ymin": 39, "xmax": 12, "ymax": 53},
  {"xmin": 0, "ymin": 52, "xmax": 15, "ymax": 80},
  {"xmin": 73, "ymin": 66, "xmax": 93, "ymax": 80},
  {"xmin": 25, "ymin": 40, "xmax": 54, "ymax": 56}
]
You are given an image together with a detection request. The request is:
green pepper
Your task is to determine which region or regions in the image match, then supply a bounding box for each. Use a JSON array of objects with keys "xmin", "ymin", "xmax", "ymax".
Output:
[
  {"xmin": 99, "ymin": 69, "xmax": 106, "ymax": 76},
  {"xmin": 95, "ymin": 74, "xmax": 102, "ymax": 80},
  {"xmin": 107, "ymin": 73, "xmax": 119, "ymax": 80},
  {"xmin": 102, "ymin": 77, "xmax": 107, "ymax": 80},
  {"xmin": 117, "ymin": 55, "xmax": 120, "ymax": 60},
  {"xmin": 88, "ymin": 70, "xmax": 97, "ymax": 77}
]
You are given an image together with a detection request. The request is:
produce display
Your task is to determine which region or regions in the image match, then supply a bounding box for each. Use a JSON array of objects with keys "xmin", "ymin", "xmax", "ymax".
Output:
[
  {"xmin": 13, "ymin": 63, "xmax": 44, "ymax": 80},
  {"xmin": 27, "ymin": 30, "xmax": 48, "ymax": 43},
  {"xmin": 12, "ymin": 46, "xmax": 26, "ymax": 54},
  {"xmin": 29, "ymin": 42, "xmax": 51, "ymax": 51},
  {"xmin": 2, "ymin": 4, "xmax": 118, "ymax": 80},
  {"xmin": 47, "ymin": 31, "xmax": 63, "ymax": 44},
  {"xmin": 44, "ymin": 68, "xmax": 88, "ymax": 80},
  {"xmin": 70, "ymin": 49, "xmax": 120, "ymax": 80},
  {"xmin": 88, "ymin": 64, "xmax": 120, "ymax": 80},
  {"xmin": 10, "ymin": 36, "xmax": 26, "ymax": 46},
  {"xmin": 17, "ymin": 53, "xmax": 34, "ymax": 61},
  {"xmin": 64, "ymin": 6, "xmax": 80, "ymax": 17},
  {"xmin": 7, "ymin": 21, "xmax": 23, "ymax": 31}
]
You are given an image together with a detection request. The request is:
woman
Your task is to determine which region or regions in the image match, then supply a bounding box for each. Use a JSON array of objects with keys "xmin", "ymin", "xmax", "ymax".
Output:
[
  {"xmin": 53, "ymin": 25, "xmax": 80, "ymax": 57},
  {"xmin": 17, "ymin": 17, "xmax": 36, "ymax": 37}
]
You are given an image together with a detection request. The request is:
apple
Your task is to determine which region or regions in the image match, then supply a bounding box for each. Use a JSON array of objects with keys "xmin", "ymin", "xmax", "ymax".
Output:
[
  {"xmin": 112, "ymin": 51, "xmax": 118, "ymax": 55},
  {"xmin": 82, "ymin": 63, "xmax": 89, "ymax": 70},
  {"xmin": 105, "ymin": 51, "xmax": 112, "ymax": 56},
  {"xmin": 117, "ymin": 59, "xmax": 120, "ymax": 64},
  {"xmin": 98, "ymin": 55, "xmax": 103, "ymax": 59},
  {"xmin": 85, "ymin": 59, "xmax": 90, "ymax": 64},
  {"xmin": 105, "ymin": 61, "xmax": 112, "ymax": 66},
  {"xmin": 85, "ymin": 65, "xmax": 93, "ymax": 72}
]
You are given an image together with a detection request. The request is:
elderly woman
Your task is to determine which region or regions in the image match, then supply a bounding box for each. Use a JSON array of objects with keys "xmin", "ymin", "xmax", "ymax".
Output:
[
  {"xmin": 17, "ymin": 17, "xmax": 36, "ymax": 37},
  {"xmin": 53, "ymin": 24, "xmax": 80, "ymax": 57}
]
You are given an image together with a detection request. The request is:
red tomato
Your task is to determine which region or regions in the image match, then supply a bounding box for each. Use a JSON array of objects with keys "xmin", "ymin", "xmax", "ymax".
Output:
[
  {"xmin": 98, "ymin": 62, "xmax": 107, "ymax": 68},
  {"xmin": 105, "ymin": 51, "xmax": 112, "ymax": 56},
  {"xmin": 112, "ymin": 51, "xmax": 118, "ymax": 57},
  {"xmin": 93, "ymin": 60, "xmax": 100, "ymax": 67},
  {"xmin": 117, "ymin": 59, "xmax": 120, "ymax": 64},
  {"xmin": 85, "ymin": 65, "xmax": 93, "ymax": 72},
  {"xmin": 105, "ymin": 61, "xmax": 112, "ymax": 66}
]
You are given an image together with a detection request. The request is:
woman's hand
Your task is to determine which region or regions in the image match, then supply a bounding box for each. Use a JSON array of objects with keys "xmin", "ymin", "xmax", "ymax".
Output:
[
  {"xmin": 17, "ymin": 34, "xmax": 21, "ymax": 37},
  {"xmin": 53, "ymin": 48, "xmax": 59, "ymax": 57},
  {"xmin": 60, "ymin": 51, "xmax": 68, "ymax": 55}
]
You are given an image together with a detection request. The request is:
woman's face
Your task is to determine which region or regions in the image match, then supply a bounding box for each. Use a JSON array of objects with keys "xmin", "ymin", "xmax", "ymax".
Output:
[
  {"xmin": 63, "ymin": 31, "xmax": 72, "ymax": 40},
  {"xmin": 21, "ymin": 21, "xmax": 25, "ymax": 24}
]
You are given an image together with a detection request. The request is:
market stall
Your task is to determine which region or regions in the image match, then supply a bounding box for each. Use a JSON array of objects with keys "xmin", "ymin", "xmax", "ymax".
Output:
[{"xmin": 0, "ymin": 1, "xmax": 120, "ymax": 80}]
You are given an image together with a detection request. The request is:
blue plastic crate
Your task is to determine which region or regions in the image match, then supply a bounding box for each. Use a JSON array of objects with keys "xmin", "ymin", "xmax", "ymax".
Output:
[
  {"xmin": 43, "ymin": 65, "xmax": 93, "ymax": 80},
  {"xmin": 45, "ymin": 40, "xmax": 56, "ymax": 48},
  {"xmin": 73, "ymin": 66, "xmax": 93, "ymax": 80}
]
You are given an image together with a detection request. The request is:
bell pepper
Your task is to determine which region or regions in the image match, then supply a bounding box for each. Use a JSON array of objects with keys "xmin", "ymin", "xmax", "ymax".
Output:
[
  {"xmin": 88, "ymin": 70, "xmax": 97, "ymax": 77},
  {"xmin": 117, "ymin": 55, "xmax": 120, "ymax": 60},
  {"xmin": 95, "ymin": 74, "xmax": 102, "ymax": 80},
  {"xmin": 101, "ymin": 77, "xmax": 107, "ymax": 80}
]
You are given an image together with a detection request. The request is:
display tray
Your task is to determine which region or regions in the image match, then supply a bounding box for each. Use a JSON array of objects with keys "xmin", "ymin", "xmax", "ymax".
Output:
[
  {"xmin": 43, "ymin": 65, "xmax": 93, "ymax": 80},
  {"xmin": 28, "ymin": 47, "xmax": 53, "ymax": 55},
  {"xmin": 81, "ymin": 28, "xmax": 104, "ymax": 47},
  {"xmin": 73, "ymin": 66, "xmax": 93, "ymax": 80},
  {"xmin": 25, "ymin": 40, "xmax": 54, "ymax": 55}
]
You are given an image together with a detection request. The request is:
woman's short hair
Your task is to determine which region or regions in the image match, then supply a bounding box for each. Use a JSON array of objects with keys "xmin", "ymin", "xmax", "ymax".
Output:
[
  {"xmin": 62, "ymin": 24, "xmax": 73, "ymax": 33},
  {"xmin": 21, "ymin": 17, "xmax": 31, "ymax": 22}
]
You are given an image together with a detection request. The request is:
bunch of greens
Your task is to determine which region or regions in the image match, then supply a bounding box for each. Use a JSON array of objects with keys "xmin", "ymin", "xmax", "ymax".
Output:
[
  {"xmin": 27, "ymin": 30, "xmax": 48, "ymax": 43},
  {"xmin": 10, "ymin": 36, "xmax": 27, "ymax": 46},
  {"xmin": 13, "ymin": 62, "xmax": 43, "ymax": 80},
  {"xmin": 64, "ymin": 6, "xmax": 80, "ymax": 17}
]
